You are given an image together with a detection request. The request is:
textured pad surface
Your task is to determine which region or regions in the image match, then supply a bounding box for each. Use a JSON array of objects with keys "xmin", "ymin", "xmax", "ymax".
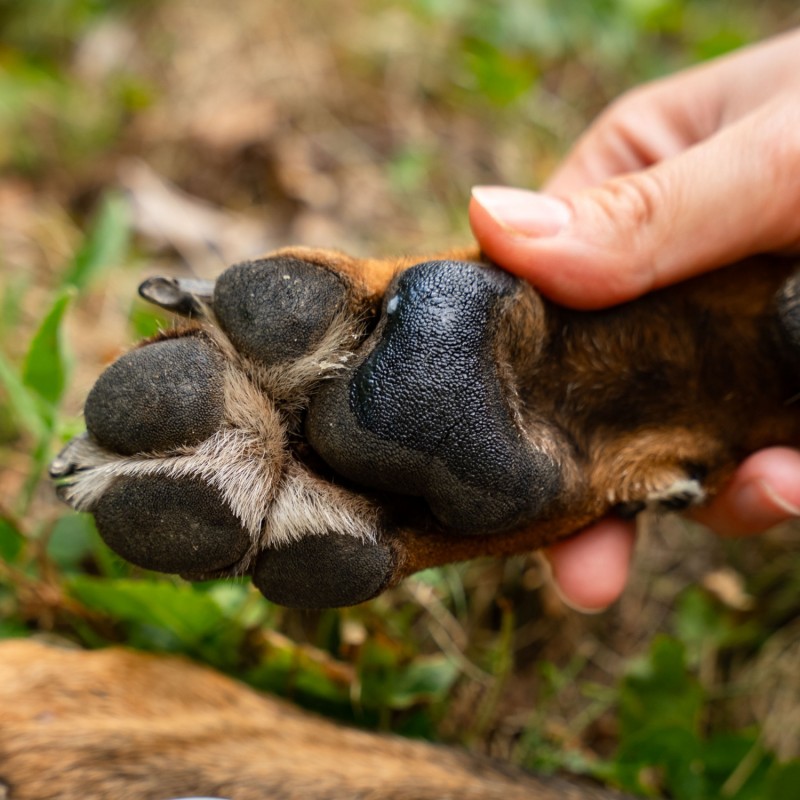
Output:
[
  {"xmin": 253, "ymin": 533, "xmax": 394, "ymax": 608},
  {"xmin": 213, "ymin": 257, "xmax": 346, "ymax": 366},
  {"xmin": 307, "ymin": 260, "xmax": 560, "ymax": 533},
  {"xmin": 94, "ymin": 475, "xmax": 251, "ymax": 573},
  {"xmin": 85, "ymin": 336, "xmax": 225, "ymax": 456}
]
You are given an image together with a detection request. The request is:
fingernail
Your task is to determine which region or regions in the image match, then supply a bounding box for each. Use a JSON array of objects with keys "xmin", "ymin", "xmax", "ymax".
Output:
[
  {"xmin": 759, "ymin": 480, "xmax": 800, "ymax": 516},
  {"xmin": 736, "ymin": 479, "xmax": 800, "ymax": 521},
  {"xmin": 471, "ymin": 186, "xmax": 571, "ymax": 237},
  {"xmin": 554, "ymin": 585, "xmax": 610, "ymax": 615},
  {"xmin": 539, "ymin": 553, "xmax": 609, "ymax": 615}
]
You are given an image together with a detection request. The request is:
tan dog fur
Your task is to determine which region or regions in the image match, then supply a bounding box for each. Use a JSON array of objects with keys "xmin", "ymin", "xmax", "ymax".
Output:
[{"xmin": 0, "ymin": 639, "xmax": 630, "ymax": 800}]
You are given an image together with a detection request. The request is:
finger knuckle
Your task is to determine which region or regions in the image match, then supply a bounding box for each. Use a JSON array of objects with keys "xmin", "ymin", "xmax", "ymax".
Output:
[
  {"xmin": 599, "ymin": 170, "xmax": 665, "ymax": 234},
  {"xmin": 600, "ymin": 86, "xmax": 656, "ymax": 141}
]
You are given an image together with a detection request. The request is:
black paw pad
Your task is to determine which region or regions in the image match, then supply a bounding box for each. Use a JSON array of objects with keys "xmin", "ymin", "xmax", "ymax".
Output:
[
  {"xmin": 307, "ymin": 260, "xmax": 560, "ymax": 534},
  {"xmin": 213, "ymin": 257, "xmax": 347, "ymax": 366},
  {"xmin": 252, "ymin": 533, "xmax": 394, "ymax": 608},
  {"xmin": 85, "ymin": 336, "xmax": 224, "ymax": 456},
  {"xmin": 94, "ymin": 475, "xmax": 251, "ymax": 574}
]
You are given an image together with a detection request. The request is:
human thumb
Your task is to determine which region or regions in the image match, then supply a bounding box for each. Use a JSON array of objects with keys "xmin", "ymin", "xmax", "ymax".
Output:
[{"xmin": 469, "ymin": 104, "xmax": 800, "ymax": 309}]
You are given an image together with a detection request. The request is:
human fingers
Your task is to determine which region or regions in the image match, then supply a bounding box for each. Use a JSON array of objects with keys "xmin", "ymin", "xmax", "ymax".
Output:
[
  {"xmin": 543, "ymin": 518, "xmax": 637, "ymax": 612},
  {"xmin": 546, "ymin": 29, "xmax": 800, "ymax": 194},
  {"xmin": 544, "ymin": 81, "xmax": 713, "ymax": 195},
  {"xmin": 691, "ymin": 448, "xmax": 800, "ymax": 536},
  {"xmin": 470, "ymin": 96, "xmax": 800, "ymax": 310}
]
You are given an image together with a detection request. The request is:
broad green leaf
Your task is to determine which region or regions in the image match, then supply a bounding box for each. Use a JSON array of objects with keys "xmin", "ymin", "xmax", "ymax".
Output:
[
  {"xmin": 614, "ymin": 726, "xmax": 706, "ymax": 799},
  {"xmin": 68, "ymin": 576, "xmax": 228, "ymax": 648},
  {"xmin": 61, "ymin": 192, "xmax": 130, "ymax": 290},
  {"xmin": 704, "ymin": 732, "xmax": 772, "ymax": 800},
  {"xmin": 21, "ymin": 288, "xmax": 74, "ymax": 408},
  {"xmin": 619, "ymin": 636, "xmax": 703, "ymax": 738}
]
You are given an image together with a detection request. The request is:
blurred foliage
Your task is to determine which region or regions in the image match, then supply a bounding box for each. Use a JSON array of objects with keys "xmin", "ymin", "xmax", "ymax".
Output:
[
  {"xmin": 0, "ymin": 0, "xmax": 153, "ymax": 173},
  {"xmin": 606, "ymin": 635, "xmax": 798, "ymax": 799},
  {"xmin": 1, "ymin": 1, "xmax": 799, "ymax": 798}
]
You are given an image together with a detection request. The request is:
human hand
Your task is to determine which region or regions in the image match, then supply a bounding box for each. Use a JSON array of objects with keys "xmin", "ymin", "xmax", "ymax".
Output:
[{"xmin": 469, "ymin": 30, "xmax": 800, "ymax": 611}]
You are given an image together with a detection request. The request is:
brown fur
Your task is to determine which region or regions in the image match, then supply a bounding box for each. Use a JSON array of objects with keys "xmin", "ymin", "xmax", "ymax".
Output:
[{"xmin": 0, "ymin": 639, "xmax": 630, "ymax": 800}]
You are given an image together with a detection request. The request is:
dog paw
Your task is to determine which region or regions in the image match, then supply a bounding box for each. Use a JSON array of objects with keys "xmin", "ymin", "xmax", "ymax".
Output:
[
  {"xmin": 51, "ymin": 251, "xmax": 563, "ymax": 607},
  {"xmin": 52, "ymin": 252, "xmax": 397, "ymax": 606},
  {"xmin": 51, "ymin": 251, "xmax": 800, "ymax": 607}
]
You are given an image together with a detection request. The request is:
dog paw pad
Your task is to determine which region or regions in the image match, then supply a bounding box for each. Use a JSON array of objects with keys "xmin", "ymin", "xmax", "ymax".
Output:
[
  {"xmin": 85, "ymin": 336, "xmax": 225, "ymax": 456},
  {"xmin": 213, "ymin": 257, "xmax": 347, "ymax": 366},
  {"xmin": 252, "ymin": 532, "xmax": 394, "ymax": 608},
  {"xmin": 94, "ymin": 475, "xmax": 251, "ymax": 574}
]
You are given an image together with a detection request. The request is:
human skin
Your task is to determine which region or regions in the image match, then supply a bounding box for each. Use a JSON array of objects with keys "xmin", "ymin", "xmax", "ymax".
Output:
[{"xmin": 469, "ymin": 29, "xmax": 800, "ymax": 610}]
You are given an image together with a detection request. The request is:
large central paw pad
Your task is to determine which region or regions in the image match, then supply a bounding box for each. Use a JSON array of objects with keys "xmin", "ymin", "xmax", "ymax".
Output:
[
  {"xmin": 307, "ymin": 261, "xmax": 559, "ymax": 532},
  {"xmin": 51, "ymin": 252, "xmax": 560, "ymax": 607}
]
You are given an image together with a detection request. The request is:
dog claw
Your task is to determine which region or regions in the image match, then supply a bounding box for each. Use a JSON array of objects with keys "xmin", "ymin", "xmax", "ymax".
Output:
[
  {"xmin": 138, "ymin": 276, "xmax": 215, "ymax": 317},
  {"xmin": 49, "ymin": 435, "xmax": 89, "ymax": 480}
]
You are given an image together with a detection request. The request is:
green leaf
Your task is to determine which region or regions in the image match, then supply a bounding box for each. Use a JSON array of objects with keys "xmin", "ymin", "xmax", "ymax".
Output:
[
  {"xmin": 0, "ymin": 516, "xmax": 24, "ymax": 562},
  {"xmin": 61, "ymin": 192, "xmax": 130, "ymax": 291},
  {"xmin": 21, "ymin": 288, "xmax": 74, "ymax": 408},
  {"xmin": 245, "ymin": 649, "xmax": 352, "ymax": 712},
  {"xmin": 0, "ymin": 349, "xmax": 48, "ymax": 439},
  {"xmin": 765, "ymin": 760, "xmax": 800, "ymax": 798},
  {"xmin": 705, "ymin": 732, "xmax": 771, "ymax": 799},
  {"xmin": 611, "ymin": 636, "xmax": 707, "ymax": 796},
  {"xmin": 68, "ymin": 576, "xmax": 229, "ymax": 649},
  {"xmin": 0, "ymin": 623, "xmax": 29, "ymax": 640},
  {"xmin": 619, "ymin": 636, "xmax": 703, "ymax": 738},
  {"xmin": 614, "ymin": 726, "xmax": 706, "ymax": 799},
  {"xmin": 386, "ymin": 654, "xmax": 459, "ymax": 708},
  {"xmin": 46, "ymin": 513, "xmax": 96, "ymax": 572},
  {"xmin": 129, "ymin": 303, "xmax": 166, "ymax": 339}
]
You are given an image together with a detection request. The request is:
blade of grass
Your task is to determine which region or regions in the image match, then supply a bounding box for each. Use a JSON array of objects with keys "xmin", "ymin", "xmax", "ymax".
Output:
[
  {"xmin": 0, "ymin": 350, "xmax": 48, "ymax": 440},
  {"xmin": 22, "ymin": 287, "xmax": 75, "ymax": 408},
  {"xmin": 61, "ymin": 191, "xmax": 130, "ymax": 291}
]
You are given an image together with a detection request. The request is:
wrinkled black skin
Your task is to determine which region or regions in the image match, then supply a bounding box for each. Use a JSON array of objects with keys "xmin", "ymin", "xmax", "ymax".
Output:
[{"xmin": 306, "ymin": 261, "xmax": 560, "ymax": 533}]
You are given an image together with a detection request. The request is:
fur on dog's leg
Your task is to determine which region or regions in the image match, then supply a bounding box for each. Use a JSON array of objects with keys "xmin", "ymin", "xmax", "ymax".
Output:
[{"xmin": 0, "ymin": 640, "xmax": 633, "ymax": 800}]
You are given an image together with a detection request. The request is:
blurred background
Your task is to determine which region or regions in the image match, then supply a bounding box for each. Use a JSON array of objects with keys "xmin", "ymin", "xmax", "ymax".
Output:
[{"xmin": 1, "ymin": 1, "xmax": 799, "ymax": 797}]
